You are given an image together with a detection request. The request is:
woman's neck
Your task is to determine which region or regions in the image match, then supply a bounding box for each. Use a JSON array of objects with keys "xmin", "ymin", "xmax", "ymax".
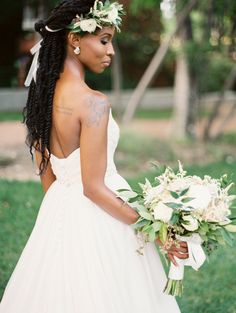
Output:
[{"xmin": 64, "ymin": 54, "xmax": 85, "ymax": 81}]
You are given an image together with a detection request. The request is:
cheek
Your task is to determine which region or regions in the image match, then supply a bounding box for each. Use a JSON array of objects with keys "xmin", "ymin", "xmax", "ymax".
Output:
[{"xmin": 81, "ymin": 42, "xmax": 106, "ymax": 63}]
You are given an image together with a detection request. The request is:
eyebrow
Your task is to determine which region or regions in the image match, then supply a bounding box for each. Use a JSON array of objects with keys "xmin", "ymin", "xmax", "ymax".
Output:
[{"xmin": 99, "ymin": 32, "xmax": 113, "ymax": 37}]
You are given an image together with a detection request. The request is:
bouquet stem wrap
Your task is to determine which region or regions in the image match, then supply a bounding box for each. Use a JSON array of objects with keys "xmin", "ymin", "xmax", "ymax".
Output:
[{"xmin": 164, "ymin": 234, "xmax": 206, "ymax": 296}]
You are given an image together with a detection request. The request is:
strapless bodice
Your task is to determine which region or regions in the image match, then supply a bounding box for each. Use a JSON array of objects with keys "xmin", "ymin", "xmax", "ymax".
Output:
[{"xmin": 50, "ymin": 109, "xmax": 120, "ymax": 186}]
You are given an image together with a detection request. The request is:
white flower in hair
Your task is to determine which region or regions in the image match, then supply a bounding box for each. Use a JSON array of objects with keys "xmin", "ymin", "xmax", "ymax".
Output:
[
  {"xmin": 79, "ymin": 19, "xmax": 97, "ymax": 33},
  {"xmin": 107, "ymin": 5, "xmax": 119, "ymax": 24},
  {"xmin": 67, "ymin": 0, "xmax": 124, "ymax": 34}
]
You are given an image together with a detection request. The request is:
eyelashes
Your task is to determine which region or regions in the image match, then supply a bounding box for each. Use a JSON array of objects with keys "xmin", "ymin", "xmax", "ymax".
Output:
[{"xmin": 101, "ymin": 39, "xmax": 109, "ymax": 45}]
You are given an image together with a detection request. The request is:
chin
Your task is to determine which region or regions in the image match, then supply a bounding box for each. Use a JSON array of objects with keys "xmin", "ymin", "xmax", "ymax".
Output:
[{"xmin": 94, "ymin": 68, "xmax": 105, "ymax": 74}]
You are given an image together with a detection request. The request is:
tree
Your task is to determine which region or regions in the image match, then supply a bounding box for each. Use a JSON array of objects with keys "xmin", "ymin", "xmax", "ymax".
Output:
[{"xmin": 122, "ymin": 0, "xmax": 198, "ymax": 124}]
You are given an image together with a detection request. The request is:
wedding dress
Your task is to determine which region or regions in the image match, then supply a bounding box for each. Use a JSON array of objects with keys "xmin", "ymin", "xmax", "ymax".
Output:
[{"xmin": 0, "ymin": 109, "xmax": 180, "ymax": 313}]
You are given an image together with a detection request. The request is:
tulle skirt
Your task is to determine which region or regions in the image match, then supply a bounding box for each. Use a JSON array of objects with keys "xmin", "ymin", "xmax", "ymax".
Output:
[{"xmin": 0, "ymin": 173, "xmax": 180, "ymax": 313}]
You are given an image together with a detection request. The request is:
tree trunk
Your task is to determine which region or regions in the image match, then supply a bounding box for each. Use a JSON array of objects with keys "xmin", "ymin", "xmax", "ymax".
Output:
[
  {"xmin": 122, "ymin": 0, "xmax": 199, "ymax": 124},
  {"xmin": 203, "ymin": 65, "xmax": 236, "ymax": 140},
  {"xmin": 172, "ymin": 50, "xmax": 191, "ymax": 138},
  {"xmin": 172, "ymin": 13, "xmax": 196, "ymax": 139}
]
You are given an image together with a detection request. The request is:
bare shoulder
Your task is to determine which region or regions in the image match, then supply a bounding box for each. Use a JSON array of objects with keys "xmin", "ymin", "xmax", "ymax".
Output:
[{"xmin": 80, "ymin": 89, "xmax": 111, "ymax": 127}]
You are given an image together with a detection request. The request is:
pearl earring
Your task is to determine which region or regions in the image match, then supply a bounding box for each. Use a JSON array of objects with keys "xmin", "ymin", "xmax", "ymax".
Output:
[{"xmin": 74, "ymin": 46, "xmax": 81, "ymax": 55}]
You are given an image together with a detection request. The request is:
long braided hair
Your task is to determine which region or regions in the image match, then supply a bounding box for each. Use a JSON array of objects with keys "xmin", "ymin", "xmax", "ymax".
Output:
[{"xmin": 23, "ymin": 0, "xmax": 96, "ymax": 175}]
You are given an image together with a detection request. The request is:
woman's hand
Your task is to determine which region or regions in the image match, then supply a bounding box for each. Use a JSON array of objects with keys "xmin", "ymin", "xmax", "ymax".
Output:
[{"xmin": 156, "ymin": 238, "xmax": 189, "ymax": 266}]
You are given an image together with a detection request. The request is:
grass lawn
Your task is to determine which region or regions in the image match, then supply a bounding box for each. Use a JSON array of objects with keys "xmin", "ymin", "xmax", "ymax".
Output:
[
  {"xmin": 0, "ymin": 109, "xmax": 173, "ymax": 122},
  {"xmin": 0, "ymin": 112, "xmax": 23, "ymax": 122},
  {"xmin": 0, "ymin": 161, "xmax": 236, "ymax": 312}
]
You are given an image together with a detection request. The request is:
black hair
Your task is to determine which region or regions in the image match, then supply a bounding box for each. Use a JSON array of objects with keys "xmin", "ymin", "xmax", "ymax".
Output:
[{"xmin": 23, "ymin": 0, "xmax": 96, "ymax": 174}]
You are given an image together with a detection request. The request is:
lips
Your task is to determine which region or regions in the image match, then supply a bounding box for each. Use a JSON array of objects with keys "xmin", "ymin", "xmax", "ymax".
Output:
[{"xmin": 102, "ymin": 60, "xmax": 111, "ymax": 66}]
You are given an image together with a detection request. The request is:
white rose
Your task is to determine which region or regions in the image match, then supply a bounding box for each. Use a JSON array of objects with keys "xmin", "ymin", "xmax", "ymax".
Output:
[
  {"xmin": 187, "ymin": 184, "xmax": 212, "ymax": 210},
  {"xmin": 107, "ymin": 6, "xmax": 119, "ymax": 23},
  {"xmin": 206, "ymin": 183, "xmax": 219, "ymax": 197},
  {"xmin": 153, "ymin": 202, "xmax": 173, "ymax": 223},
  {"xmin": 168, "ymin": 178, "xmax": 188, "ymax": 192},
  {"xmin": 182, "ymin": 215, "xmax": 199, "ymax": 231},
  {"xmin": 80, "ymin": 19, "xmax": 97, "ymax": 33},
  {"xmin": 202, "ymin": 201, "xmax": 230, "ymax": 222}
]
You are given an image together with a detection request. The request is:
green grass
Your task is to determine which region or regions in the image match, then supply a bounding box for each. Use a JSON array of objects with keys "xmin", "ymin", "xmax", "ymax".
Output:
[
  {"xmin": 135, "ymin": 108, "xmax": 173, "ymax": 119},
  {"xmin": 0, "ymin": 112, "xmax": 23, "ymax": 122},
  {"xmin": 115, "ymin": 131, "xmax": 176, "ymax": 176},
  {"xmin": 0, "ymin": 180, "xmax": 43, "ymax": 298},
  {"xmin": 0, "ymin": 162, "xmax": 236, "ymax": 311},
  {"xmin": 0, "ymin": 109, "xmax": 172, "ymax": 122}
]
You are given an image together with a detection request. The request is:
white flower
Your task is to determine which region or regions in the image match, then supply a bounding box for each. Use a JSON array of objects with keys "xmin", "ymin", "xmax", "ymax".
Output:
[
  {"xmin": 202, "ymin": 200, "xmax": 230, "ymax": 222},
  {"xmin": 107, "ymin": 6, "xmax": 119, "ymax": 24},
  {"xmin": 182, "ymin": 215, "xmax": 199, "ymax": 231},
  {"xmin": 168, "ymin": 177, "xmax": 188, "ymax": 192},
  {"xmin": 153, "ymin": 202, "xmax": 173, "ymax": 223},
  {"xmin": 80, "ymin": 19, "xmax": 97, "ymax": 33},
  {"xmin": 187, "ymin": 184, "xmax": 212, "ymax": 210},
  {"xmin": 206, "ymin": 182, "xmax": 219, "ymax": 197}
]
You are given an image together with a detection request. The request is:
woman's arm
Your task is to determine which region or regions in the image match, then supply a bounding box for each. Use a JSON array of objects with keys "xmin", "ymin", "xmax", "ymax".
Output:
[
  {"xmin": 79, "ymin": 92, "xmax": 139, "ymax": 225},
  {"xmin": 35, "ymin": 150, "xmax": 56, "ymax": 193}
]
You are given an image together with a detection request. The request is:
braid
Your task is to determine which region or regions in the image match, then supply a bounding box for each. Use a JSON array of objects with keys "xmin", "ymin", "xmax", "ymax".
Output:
[{"xmin": 23, "ymin": 0, "xmax": 97, "ymax": 175}]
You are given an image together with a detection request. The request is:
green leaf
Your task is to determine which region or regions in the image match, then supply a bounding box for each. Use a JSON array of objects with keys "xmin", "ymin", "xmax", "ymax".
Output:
[
  {"xmin": 170, "ymin": 191, "xmax": 180, "ymax": 199},
  {"xmin": 136, "ymin": 204, "xmax": 148, "ymax": 212},
  {"xmin": 142, "ymin": 223, "xmax": 152, "ymax": 232},
  {"xmin": 165, "ymin": 202, "xmax": 183, "ymax": 209},
  {"xmin": 220, "ymin": 227, "xmax": 234, "ymax": 246},
  {"xmin": 225, "ymin": 224, "xmax": 236, "ymax": 232},
  {"xmin": 152, "ymin": 221, "xmax": 162, "ymax": 232},
  {"xmin": 180, "ymin": 188, "xmax": 189, "ymax": 197},
  {"xmin": 181, "ymin": 197, "xmax": 195, "ymax": 203},
  {"xmin": 159, "ymin": 223, "xmax": 167, "ymax": 243},
  {"xmin": 132, "ymin": 219, "xmax": 148, "ymax": 230},
  {"xmin": 118, "ymin": 190, "xmax": 138, "ymax": 199},
  {"xmin": 139, "ymin": 211, "xmax": 153, "ymax": 221},
  {"xmin": 148, "ymin": 227, "xmax": 156, "ymax": 242},
  {"xmin": 170, "ymin": 213, "xmax": 179, "ymax": 225},
  {"xmin": 128, "ymin": 195, "xmax": 141, "ymax": 203}
]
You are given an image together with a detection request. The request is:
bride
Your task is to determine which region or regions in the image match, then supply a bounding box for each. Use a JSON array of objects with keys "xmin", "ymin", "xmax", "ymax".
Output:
[{"xmin": 0, "ymin": 1, "xmax": 188, "ymax": 312}]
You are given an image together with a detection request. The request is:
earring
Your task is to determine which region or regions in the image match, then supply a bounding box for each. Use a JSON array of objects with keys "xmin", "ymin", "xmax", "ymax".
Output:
[{"xmin": 74, "ymin": 46, "xmax": 81, "ymax": 55}]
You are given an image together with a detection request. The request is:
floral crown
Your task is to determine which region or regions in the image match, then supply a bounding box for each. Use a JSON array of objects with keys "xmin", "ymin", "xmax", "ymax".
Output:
[{"xmin": 66, "ymin": 0, "xmax": 125, "ymax": 34}]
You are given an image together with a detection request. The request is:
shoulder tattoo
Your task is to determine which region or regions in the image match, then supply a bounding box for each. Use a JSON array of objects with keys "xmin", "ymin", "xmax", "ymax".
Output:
[{"xmin": 85, "ymin": 95, "xmax": 110, "ymax": 127}]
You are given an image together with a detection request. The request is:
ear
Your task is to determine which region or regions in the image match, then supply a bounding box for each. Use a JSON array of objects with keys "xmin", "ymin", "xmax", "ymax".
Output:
[{"xmin": 68, "ymin": 32, "xmax": 81, "ymax": 48}]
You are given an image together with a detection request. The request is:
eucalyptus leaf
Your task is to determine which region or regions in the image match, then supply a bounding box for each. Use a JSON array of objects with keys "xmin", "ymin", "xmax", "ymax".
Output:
[
  {"xmin": 148, "ymin": 227, "xmax": 156, "ymax": 242},
  {"xmin": 132, "ymin": 219, "xmax": 149, "ymax": 230},
  {"xmin": 139, "ymin": 211, "xmax": 153, "ymax": 221},
  {"xmin": 180, "ymin": 188, "xmax": 189, "ymax": 197},
  {"xmin": 118, "ymin": 190, "xmax": 138, "ymax": 199},
  {"xmin": 152, "ymin": 221, "xmax": 161, "ymax": 232},
  {"xmin": 181, "ymin": 197, "xmax": 195, "ymax": 203},
  {"xmin": 170, "ymin": 213, "xmax": 179, "ymax": 225},
  {"xmin": 165, "ymin": 202, "xmax": 183, "ymax": 209},
  {"xmin": 170, "ymin": 191, "xmax": 180, "ymax": 199},
  {"xmin": 225, "ymin": 224, "xmax": 236, "ymax": 232},
  {"xmin": 136, "ymin": 204, "xmax": 148, "ymax": 212}
]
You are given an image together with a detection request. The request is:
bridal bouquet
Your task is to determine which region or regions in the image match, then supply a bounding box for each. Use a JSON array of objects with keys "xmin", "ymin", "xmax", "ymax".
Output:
[{"xmin": 118, "ymin": 162, "xmax": 236, "ymax": 296}]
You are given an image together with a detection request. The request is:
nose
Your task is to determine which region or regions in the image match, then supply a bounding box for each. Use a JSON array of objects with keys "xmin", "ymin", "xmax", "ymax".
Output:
[{"xmin": 107, "ymin": 42, "xmax": 115, "ymax": 57}]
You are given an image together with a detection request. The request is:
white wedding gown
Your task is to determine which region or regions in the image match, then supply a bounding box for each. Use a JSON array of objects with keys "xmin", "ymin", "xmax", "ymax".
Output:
[{"xmin": 0, "ymin": 109, "xmax": 180, "ymax": 313}]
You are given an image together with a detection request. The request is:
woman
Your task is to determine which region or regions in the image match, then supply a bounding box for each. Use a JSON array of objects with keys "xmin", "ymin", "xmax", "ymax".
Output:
[{"xmin": 0, "ymin": 1, "xmax": 188, "ymax": 312}]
